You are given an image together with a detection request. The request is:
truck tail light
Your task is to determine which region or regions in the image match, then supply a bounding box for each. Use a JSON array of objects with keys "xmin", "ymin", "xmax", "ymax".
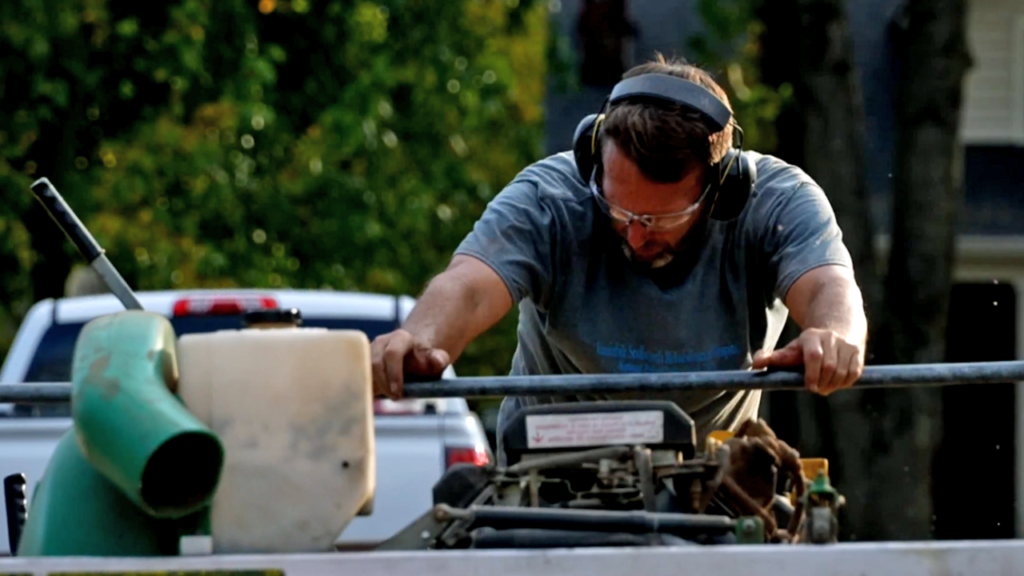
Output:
[
  {"xmin": 172, "ymin": 295, "xmax": 278, "ymax": 317},
  {"xmin": 445, "ymin": 445, "xmax": 490, "ymax": 469}
]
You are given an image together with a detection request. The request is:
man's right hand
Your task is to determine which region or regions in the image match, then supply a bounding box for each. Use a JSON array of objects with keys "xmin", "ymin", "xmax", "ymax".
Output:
[
  {"xmin": 369, "ymin": 254, "xmax": 513, "ymax": 399},
  {"xmin": 371, "ymin": 329, "xmax": 451, "ymax": 399}
]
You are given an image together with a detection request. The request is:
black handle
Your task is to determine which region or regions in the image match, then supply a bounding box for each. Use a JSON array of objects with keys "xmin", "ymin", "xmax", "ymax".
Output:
[
  {"xmin": 4, "ymin": 473, "xmax": 27, "ymax": 556},
  {"xmin": 30, "ymin": 177, "xmax": 105, "ymax": 262}
]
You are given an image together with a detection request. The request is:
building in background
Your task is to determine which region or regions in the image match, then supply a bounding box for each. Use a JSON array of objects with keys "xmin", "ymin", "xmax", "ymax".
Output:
[{"xmin": 544, "ymin": 0, "xmax": 1024, "ymax": 537}]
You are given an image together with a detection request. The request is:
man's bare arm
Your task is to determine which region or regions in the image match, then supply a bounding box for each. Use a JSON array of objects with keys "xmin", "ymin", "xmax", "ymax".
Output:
[
  {"xmin": 786, "ymin": 264, "xmax": 867, "ymax": 345},
  {"xmin": 404, "ymin": 254, "xmax": 513, "ymax": 361},
  {"xmin": 753, "ymin": 264, "xmax": 868, "ymax": 394},
  {"xmin": 373, "ymin": 254, "xmax": 513, "ymax": 398}
]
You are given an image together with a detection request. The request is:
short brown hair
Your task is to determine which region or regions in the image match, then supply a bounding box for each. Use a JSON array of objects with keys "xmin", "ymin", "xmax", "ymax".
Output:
[{"xmin": 600, "ymin": 54, "xmax": 734, "ymax": 183}]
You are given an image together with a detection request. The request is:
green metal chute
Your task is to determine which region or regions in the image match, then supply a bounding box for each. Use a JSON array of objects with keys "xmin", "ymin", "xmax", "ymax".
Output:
[{"xmin": 17, "ymin": 311, "xmax": 223, "ymax": 556}]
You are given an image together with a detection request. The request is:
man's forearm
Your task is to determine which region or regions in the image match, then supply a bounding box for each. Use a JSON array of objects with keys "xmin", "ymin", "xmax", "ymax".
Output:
[
  {"xmin": 769, "ymin": 265, "xmax": 869, "ymax": 391},
  {"xmin": 801, "ymin": 274, "xmax": 868, "ymax": 346},
  {"xmin": 402, "ymin": 256, "xmax": 513, "ymax": 363}
]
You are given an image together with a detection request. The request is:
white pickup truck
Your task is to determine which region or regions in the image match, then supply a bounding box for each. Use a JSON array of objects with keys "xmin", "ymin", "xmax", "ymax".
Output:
[{"xmin": 0, "ymin": 288, "xmax": 493, "ymax": 555}]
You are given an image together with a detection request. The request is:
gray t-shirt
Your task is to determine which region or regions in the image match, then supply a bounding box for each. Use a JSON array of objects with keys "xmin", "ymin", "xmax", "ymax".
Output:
[{"xmin": 454, "ymin": 150, "xmax": 853, "ymax": 461}]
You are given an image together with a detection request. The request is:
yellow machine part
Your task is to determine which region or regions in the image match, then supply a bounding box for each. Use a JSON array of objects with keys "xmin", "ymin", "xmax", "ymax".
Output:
[
  {"xmin": 704, "ymin": 430, "xmax": 735, "ymax": 455},
  {"xmin": 800, "ymin": 458, "xmax": 829, "ymax": 481},
  {"xmin": 708, "ymin": 430, "xmax": 736, "ymax": 443}
]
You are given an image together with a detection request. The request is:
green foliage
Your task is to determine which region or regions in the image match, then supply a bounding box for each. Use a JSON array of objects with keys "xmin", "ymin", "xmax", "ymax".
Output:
[
  {"xmin": 0, "ymin": 167, "xmax": 36, "ymax": 356},
  {"xmin": 0, "ymin": 0, "xmax": 552, "ymax": 377},
  {"xmin": 687, "ymin": 0, "xmax": 791, "ymax": 153}
]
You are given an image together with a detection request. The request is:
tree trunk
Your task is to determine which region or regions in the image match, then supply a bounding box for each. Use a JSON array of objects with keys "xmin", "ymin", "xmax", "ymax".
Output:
[
  {"xmin": 864, "ymin": 0, "xmax": 972, "ymax": 540},
  {"xmin": 758, "ymin": 0, "xmax": 971, "ymax": 541},
  {"xmin": 884, "ymin": 0, "xmax": 970, "ymax": 363},
  {"xmin": 22, "ymin": 27, "xmax": 93, "ymax": 303},
  {"xmin": 758, "ymin": 0, "xmax": 878, "ymax": 310},
  {"xmin": 756, "ymin": 0, "xmax": 884, "ymax": 541}
]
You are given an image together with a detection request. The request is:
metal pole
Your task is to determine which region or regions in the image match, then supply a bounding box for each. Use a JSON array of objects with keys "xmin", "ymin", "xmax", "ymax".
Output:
[
  {"xmin": 30, "ymin": 177, "xmax": 143, "ymax": 311},
  {"xmin": 7, "ymin": 361, "xmax": 1024, "ymax": 404},
  {"xmin": 0, "ymin": 384, "xmax": 73, "ymax": 404},
  {"xmin": 402, "ymin": 360, "xmax": 1024, "ymax": 398}
]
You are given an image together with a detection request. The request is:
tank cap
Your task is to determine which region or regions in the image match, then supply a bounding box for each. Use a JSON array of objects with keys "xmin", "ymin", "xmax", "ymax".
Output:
[{"xmin": 242, "ymin": 308, "xmax": 303, "ymax": 328}]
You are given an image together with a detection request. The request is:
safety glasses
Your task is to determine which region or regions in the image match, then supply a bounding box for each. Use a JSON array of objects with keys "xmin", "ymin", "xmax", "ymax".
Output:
[{"xmin": 589, "ymin": 174, "xmax": 711, "ymax": 232}]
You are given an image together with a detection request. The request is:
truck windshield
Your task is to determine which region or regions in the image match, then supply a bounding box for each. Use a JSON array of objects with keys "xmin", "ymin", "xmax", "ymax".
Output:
[{"xmin": 15, "ymin": 315, "xmax": 397, "ymax": 417}]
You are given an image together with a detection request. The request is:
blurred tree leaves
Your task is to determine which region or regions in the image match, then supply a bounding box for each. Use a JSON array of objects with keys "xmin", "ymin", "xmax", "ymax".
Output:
[
  {"xmin": 0, "ymin": 0, "xmax": 552, "ymax": 377},
  {"xmin": 687, "ymin": 0, "xmax": 791, "ymax": 153}
]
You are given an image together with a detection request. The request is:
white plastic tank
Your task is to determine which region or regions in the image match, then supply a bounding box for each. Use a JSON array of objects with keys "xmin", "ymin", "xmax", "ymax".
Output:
[{"xmin": 176, "ymin": 309, "xmax": 375, "ymax": 554}]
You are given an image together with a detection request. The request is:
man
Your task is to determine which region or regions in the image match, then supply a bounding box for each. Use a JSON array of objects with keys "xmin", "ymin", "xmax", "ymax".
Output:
[{"xmin": 370, "ymin": 55, "xmax": 868, "ymax": 461}]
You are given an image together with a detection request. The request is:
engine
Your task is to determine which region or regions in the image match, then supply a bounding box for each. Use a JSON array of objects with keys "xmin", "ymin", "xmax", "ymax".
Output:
[{"xmin": 379, "ymin": 401, "xmax": 845, "ymax": 550}]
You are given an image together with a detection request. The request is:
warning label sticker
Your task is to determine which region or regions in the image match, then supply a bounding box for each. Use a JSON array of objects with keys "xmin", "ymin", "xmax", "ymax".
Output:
[{"xmin": 524, "ymin": 410, "xmax": 665, "ymax": 449}]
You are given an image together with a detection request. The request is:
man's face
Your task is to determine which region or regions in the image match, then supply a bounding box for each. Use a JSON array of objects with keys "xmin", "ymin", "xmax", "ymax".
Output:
[{"xmin": 596, "ymin": 140, "xmax": 709, "ymax": 267}]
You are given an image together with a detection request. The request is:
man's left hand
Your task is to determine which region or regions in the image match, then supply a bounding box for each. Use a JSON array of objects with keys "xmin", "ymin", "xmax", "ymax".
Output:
[{"xmin": 752, "ymin": 328, "xmax": 865, "ymax": 395}]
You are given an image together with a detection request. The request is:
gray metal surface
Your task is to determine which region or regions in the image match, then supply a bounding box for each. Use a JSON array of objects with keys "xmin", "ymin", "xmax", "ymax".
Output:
[{"xmin": 1, "ymin": 540, "xmax": 1024, "ymax": 575}]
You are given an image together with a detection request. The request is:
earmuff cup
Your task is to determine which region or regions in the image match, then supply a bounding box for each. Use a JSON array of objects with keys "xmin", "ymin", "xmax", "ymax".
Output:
[
  {"xmin": 572, "ymin": 113, "xmax": 601, "ymax": 185},
  {"xmin": 571, "ymin": 73, "xmax": 756, "ymax": 222},
  {"xmin": 706, "ymin": 148, "xmax": 756, "ymax": 221}
]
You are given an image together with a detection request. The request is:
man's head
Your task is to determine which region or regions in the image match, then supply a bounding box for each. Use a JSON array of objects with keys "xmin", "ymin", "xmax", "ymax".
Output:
[{"xmin": 594, "ymin": 55, "xmax": 734, "ymax": 267}]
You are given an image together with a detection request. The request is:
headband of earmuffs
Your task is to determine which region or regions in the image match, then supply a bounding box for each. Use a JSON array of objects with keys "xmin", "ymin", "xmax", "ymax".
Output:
[{"xmin": 572, "ymin": 73, "xmax": 756, "ymax": 221}]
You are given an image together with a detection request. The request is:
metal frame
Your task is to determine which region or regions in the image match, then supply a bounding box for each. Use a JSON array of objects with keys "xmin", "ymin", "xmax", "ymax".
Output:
[
  {"xmin": 2, "ymin": 540, "xmax": 1024, "ymax": 576},
  {"xmin": 6, "ymin": 360, "xmax": 1024, "ymax": 404},
  {"xmin": 400, "ymin": 361, "xmax": 1024, "ymax": 398}
]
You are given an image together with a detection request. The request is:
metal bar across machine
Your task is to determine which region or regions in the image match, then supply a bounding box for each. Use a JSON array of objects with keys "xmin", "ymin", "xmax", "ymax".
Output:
[{"xmin": 4, "ymin": 360, "xmax": 1024, "ymax": 404}]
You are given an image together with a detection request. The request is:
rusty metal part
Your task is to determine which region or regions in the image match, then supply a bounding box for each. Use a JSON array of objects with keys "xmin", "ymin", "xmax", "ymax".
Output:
[
  {"xmin": 716, "ymin": 419, "xmax": 807, "ymax": 539},
  {"xmin": 434, "ymin": 504, "xmax": 473, "ymax": 522},
  {"xmin": 528, "ymin": 470, "xmax": 541, "ymax": 508},
  {"xmin": 633, "ymin": 447, "xmax": 657, "ymax": 512},
  {"xmin": 698, "ymin": 444, "xmax": 731, "ymax": 513},
  {"xmin": 505, "ymin": 446, "xmax": 633, "ymax": 476},
  {"xmin": 451, "ymin": 504, "xmax": 737, "ymax": 535},
  {"xmin": 720, "ymin": 476, "xmax": 778, "ymax": 534}
]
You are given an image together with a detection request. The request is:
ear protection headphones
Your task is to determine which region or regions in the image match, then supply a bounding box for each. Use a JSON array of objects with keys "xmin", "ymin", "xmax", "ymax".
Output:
[{"xmin": 572, "ymin": 73, "xmax": 757, "ymax": 221}]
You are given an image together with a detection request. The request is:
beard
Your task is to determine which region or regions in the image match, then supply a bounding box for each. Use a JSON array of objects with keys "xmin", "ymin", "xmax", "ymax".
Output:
[
  {"xmin": 618, "ymin": 213, "xmax": 711, "ymax": 272},
  {"xmin": 620, "ymin": 240, "xmax": 676, "ymax": 269}
]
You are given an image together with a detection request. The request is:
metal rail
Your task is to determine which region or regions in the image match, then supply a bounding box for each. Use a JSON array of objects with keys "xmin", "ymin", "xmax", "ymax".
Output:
[
  {"xmin": 4, "ymin": 360, "xmax": 1023, "ymax": 404},
  {"xmin": 0, "ymin": 384, "xmax": 73, "ymax": 404},
  {"xmin": 2, "ymin": 540, "xmax": 1024, "ymax": 576},
  {"xmin": 402, "ymin": 359, "xmax": 1024, "ymax": 398}
]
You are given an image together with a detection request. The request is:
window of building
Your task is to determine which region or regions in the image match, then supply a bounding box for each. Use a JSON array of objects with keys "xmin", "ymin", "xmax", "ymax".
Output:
[{"xmin": 1013, "ymin": 16, "xmax": 1024, "ymax": 143}]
